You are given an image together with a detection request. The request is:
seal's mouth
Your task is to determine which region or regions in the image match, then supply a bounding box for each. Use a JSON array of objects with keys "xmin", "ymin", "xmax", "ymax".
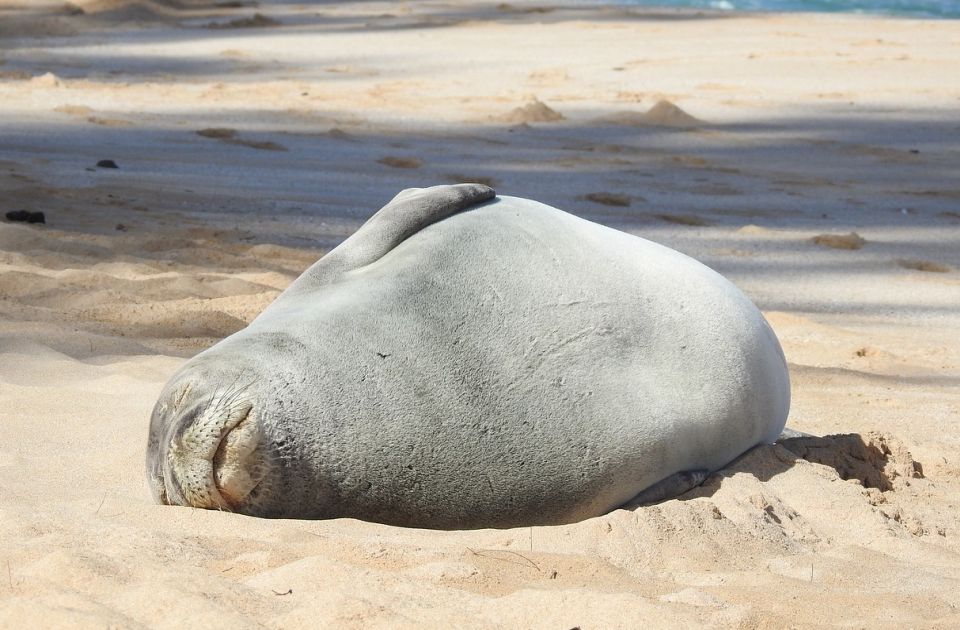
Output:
[{"xmin": 163, "ymin": 393, "xmax": 265, "ymax": 512}]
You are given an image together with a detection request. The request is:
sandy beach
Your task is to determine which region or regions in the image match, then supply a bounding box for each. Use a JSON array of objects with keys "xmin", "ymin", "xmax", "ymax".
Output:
[{"xmin": 2, "ymin": 0, "xmax": 960, "ymax": 626}]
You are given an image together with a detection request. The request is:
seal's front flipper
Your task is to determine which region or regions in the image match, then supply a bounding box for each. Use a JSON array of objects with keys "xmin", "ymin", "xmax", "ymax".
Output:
[
  {"xmin": 621, "ymin": 469, "xmax": 710, "ymax": 508},
  {"xmin": 286, "ymin": 184, "xmax": 495, "ymax": 296},
  {"xmin": 344, "ymin": 184, "xmax": 496, "ymax": 269}
]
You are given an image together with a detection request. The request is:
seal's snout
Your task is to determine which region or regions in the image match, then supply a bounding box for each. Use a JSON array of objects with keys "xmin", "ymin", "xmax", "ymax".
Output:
[
  {"xmin": 212, "ymin": 401, "xmax": 267, "ymax": 508},
  {"xmin": 162, "ymin": 391, "xmax": 265, "ymax": 512}
]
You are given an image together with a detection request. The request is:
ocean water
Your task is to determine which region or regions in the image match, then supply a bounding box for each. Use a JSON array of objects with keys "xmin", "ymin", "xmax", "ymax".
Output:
[{"xmin": 611, "ymin": 0, "xmax": 960, "ymax": 17}]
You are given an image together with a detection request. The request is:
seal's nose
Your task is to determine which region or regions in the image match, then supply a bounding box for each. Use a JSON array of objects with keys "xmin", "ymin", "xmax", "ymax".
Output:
[
  {"xmin": 212, "ymin": 403, "xmax": 266, "ymax": 508},
  {"xmin": 164, "ymin": 398, "xmax": 255, "ymax": 511}
]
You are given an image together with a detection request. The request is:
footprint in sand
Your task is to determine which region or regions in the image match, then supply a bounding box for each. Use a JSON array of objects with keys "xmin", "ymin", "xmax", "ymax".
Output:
[
  {"xmin": 584, "ymin": 192, "xmax": 631, "ymax": 207},
  {"xmin": 196, "ymin": 128, "xmax": 287, "ymax": 151},
  {"xmin": 87, "ymin": 116, "xmax": 133, "ymax": 127},
  {"xmin": 55, "ymin": 104, "xmax": 133, "ymax": 127},
  {"xmin": 326, "ymin": 128, "xmax": 355, "ymax": 141},
  {"xmin": 205, "ymin": 13, "xmax": 279, "ymax": 29},
  {"xmin": 324, "ymin": 65, "xmax": 379, "ymax": 77},
  {"xmin": 527, "ymin": 68, "xmax": 569, "ymax": 86},
  {"xmin": 671, "ymin": 155, "xmax": 710, "ymax": 168},
  {"xmin": 897, "ymin": 259, "xmax": 952, "ymax": 273},
  {"xmin": 54, "ymin": 104, "xmax": 93, "ymax": 117},
  {"xmin": 496, "ymin": 3, "xmax": 555, "ymax": 13},
  {"xmin": 232, "ymin": 139, "xmax": 286, "ymax": 151},
  {"xmin": 812, "ymin": 232, "xmax": 866, "ymax": 250},
  {"xmin": 0, "ymin": 70, "xmax": 32, "ymax": 80},
  {"xmin": 378, "ymin": 156, "xmax": 422, "ymax": 169},
  {"xmin": 197, "ymin": 128, "xmax": 237, "ymax": 139},
  {"xmin": 656, "ymin": 214, "xmax": 710, "ymax": 227}
]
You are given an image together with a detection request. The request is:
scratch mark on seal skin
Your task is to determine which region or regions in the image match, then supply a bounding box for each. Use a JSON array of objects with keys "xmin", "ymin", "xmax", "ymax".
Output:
[
  {"xmin": 520, "ymin": 326, "xmax": 598, "ymax": 371},
  {"xmin": 484, "ymin": 473, "xmax": 494, "ymax": 495},
  {"xmin": 555, "ymin": 327, "xmax": 596, "ymax": 350},
  {"xmin": 173, "ymin": 382, "xmax": 193, "ymax": 410}
]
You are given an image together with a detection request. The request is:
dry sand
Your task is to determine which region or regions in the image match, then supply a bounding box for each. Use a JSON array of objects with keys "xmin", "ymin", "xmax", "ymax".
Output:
[{"xmin": 2, "ymin": 0, "xmax": 960, "ymax": 627}]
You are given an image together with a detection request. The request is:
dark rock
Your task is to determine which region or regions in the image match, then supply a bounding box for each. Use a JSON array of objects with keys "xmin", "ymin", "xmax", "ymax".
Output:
[
  {"xmin": 5, "ymin": 210, "xmax": 45, "ymax": 224},
  {"xmin": 96, "ymin": 159, "xmax": 119, "ymax": 168}
]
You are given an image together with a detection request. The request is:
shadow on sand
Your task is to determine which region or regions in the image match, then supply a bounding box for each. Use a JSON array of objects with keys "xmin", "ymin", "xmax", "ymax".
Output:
[{"xmin": 668, "ymin": 431, "xmax": 926, "ymax": 507}]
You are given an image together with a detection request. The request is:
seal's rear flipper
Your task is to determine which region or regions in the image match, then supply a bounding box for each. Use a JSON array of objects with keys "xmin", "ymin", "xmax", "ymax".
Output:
[
  {"xmin": 285, "ymin": 184, "xmax": 495, "ymax": 296},
  {"xmin": 620, "ymin": 469, "xmax": 710, "ymax": 508}
]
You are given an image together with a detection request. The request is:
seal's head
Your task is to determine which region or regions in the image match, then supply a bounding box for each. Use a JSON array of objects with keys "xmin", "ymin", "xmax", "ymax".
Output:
[
  {"xmin": 146, "ymin": 354, "xmax": 277, "ymax": 515},
  {"xmin": 147, "ymin": 330, "xmax": 335, "ymax": 519}
]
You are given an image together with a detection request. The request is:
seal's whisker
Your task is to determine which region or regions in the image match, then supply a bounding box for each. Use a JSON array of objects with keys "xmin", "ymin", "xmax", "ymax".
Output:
[
  {"xmin": 209, "ymin": 375, "xmax": 258, "ymax": 422},
  {"xmin": 218, "ymin": 380, "xmax": 256, "ymax": 414},
  {"xmin": 196, "ymin": 373, "xmax": 244, "ymax": 427}
]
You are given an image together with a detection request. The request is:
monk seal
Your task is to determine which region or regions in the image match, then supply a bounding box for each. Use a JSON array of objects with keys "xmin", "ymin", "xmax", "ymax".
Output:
[{"xmin": 146, "ymin": 184, "xmax": 790, "ymax": 529}]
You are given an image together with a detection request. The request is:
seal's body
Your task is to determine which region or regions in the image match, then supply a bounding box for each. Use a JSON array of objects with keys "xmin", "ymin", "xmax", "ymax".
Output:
[{"xmin": 146, "ymin": 185, "xmax": 790, "ymax": 529}]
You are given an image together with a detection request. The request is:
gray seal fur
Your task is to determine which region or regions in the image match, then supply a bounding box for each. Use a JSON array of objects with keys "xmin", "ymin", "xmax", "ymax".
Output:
[{"xmin": 146, "ymin": 184, "xmax": 790, "ymax": 529}]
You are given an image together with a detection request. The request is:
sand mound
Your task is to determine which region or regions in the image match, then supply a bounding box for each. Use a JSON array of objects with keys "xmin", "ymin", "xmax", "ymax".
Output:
[
  {"xmin": 604, "ymin": 100, "xmax": 702, "ymax": 128},
  {"xmin": 495, "ymin": 98, "xmax": 564, "ymax": 124},
  {"xmin": 779, "ymin": 432, "xmax": 923, "ymax": 491},
  {"xmin": 642, "ymin": 100, "xmax": 702, "ymax": 127}
]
